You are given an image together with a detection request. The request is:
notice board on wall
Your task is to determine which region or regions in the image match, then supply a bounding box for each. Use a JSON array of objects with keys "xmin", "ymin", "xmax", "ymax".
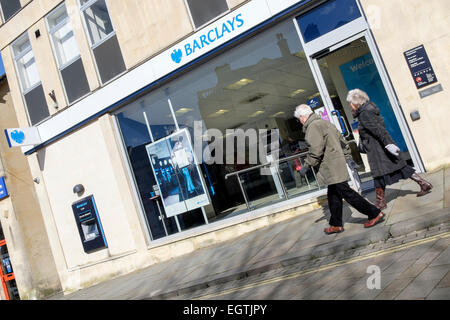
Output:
[{"xmin": 404, "ymin": 45, "xmax": 438, "ymax": 90}]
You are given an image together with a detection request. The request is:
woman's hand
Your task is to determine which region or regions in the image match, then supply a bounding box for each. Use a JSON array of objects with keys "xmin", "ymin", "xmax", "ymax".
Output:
[{"xmin": 385, "ymin": 144, "xmax": 400, "ymax": 156}]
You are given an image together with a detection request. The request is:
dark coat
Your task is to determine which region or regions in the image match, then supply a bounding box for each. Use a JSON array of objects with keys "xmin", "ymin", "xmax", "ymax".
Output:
[
  {"xmin": 355, "ymin": 102, "xmax": 406, "ymax": 178},
  {"xmin": 303, "ymin": 113, "xmax": 351, "ymax": 186}
]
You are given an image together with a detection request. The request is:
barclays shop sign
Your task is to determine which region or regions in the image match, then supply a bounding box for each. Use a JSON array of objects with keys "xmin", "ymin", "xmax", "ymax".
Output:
[
  {"xmin": 4, "ymin": 127, "xmax": 42, "ymax": 148},
  {"xmin": 171, "ymin": 13, "xmax": 245, "ymax": 64}
]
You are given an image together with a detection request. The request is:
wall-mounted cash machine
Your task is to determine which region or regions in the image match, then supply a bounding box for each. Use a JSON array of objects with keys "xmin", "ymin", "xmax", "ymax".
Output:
[{"xmin": 72, "ymin": 195, "xmax": 108, "ymax": 253}]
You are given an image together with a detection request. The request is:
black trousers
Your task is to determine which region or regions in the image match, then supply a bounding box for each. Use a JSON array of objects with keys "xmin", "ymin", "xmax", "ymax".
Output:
[{"xmin": 327, "ymin": 182, "xmax": 380, "ymax": 227}]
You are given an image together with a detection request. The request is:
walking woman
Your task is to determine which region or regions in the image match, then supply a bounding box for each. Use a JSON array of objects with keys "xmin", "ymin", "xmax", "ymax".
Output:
[{"xmin": 347, "ymin": 89, "xmax": 433, "ymax": 210}]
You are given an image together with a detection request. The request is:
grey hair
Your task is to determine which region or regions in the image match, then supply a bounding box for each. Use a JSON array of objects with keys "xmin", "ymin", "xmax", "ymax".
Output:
[
  {"xmin": 294, "ymin": 104, "xmax": 313, "ymax": 119},
  {"xmin": 346, "ymin": 89, "xmax": 370, "ymax": 105}
]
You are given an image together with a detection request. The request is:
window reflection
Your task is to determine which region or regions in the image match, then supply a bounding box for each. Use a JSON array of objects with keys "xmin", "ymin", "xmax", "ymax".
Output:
[
  {"xmin": 297, "ymin": 0, "xmax": 361, "ymax": 43},
  {"xmin": 118, "ymin": 19, "xmax": 325, "ymax": 239}
]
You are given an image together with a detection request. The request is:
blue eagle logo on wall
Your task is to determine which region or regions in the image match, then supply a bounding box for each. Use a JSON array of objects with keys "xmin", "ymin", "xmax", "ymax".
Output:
[
  {"xmin": 171, "ymin": 49, "xmax": 183, "ymax": 63},
  {"xmin": 10, "ymin": 130, "xmax": 25, "ymax": 144}
]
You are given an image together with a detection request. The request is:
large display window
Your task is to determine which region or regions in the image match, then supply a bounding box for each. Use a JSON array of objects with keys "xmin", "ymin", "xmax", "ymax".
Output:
[{"xmin": 117, "ymin": 19, "xmax": 328, "ymax": 240}]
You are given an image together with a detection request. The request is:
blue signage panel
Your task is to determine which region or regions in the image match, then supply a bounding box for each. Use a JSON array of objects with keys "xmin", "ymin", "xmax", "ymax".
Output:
[{"xmin": 0, "ymin": 177, "xmax": 9, "ymax": 200}]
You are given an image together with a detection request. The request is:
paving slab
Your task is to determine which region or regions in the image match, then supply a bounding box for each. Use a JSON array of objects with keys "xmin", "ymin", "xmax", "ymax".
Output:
[
  {"xmin": 375, "ymin": 277, "xmax": 415, "ymax": 300},
  {"xmin": 430, "ymin": 247, "xmax": 450, "ymax": 266},
  {"xmin": 395, "ymin": 279, "xmax": 442, "ymax": 300},
  {"xmin": 426, "ymin": 287, "xmax": 450, "ymax": 300},
  {"xmin": 436, "ymin": 271, "xmax": 450, "ymax": 288},
  {"xmin": 389, "ymin": 208, "xmax": 450, "ymax": 237}
]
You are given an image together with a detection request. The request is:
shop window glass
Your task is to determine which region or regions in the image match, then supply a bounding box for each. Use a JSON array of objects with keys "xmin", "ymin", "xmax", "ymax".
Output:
[
  {"xmin": 117, "ymin": 19, "xmax": 325, "ymax": 240},
  {"xmin": 79, "ymin": 0, "xmax": 125, "ymax": 83},
  {"xmin": 297, "ymin": 0, "xmax": 361, "ymax": 43},
  {"xmin": 186, "ymin": 0, "xmax": 229, "ymax": 29},
  {"xmin": 12, "ymin": 35, "xmax": 50, "ymax": 125},
  {"xmin": 117, "ymin": 89, "xmax": 205, "ymax": 240},
  {"xmin": 0, "ymin": 0, "xmax": 21, "ymax": 22},
  {"xmin": 47, "ymin": 4, "xmax": 90, "ymax": 103}
]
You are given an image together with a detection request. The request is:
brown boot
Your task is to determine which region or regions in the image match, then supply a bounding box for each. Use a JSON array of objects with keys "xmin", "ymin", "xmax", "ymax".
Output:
[
  {"xmin": 410, "ymin": 173, "xmax": 433, "ymax": 197},
  {"xmin": 375, "ymin": 187, "xmax": 387, "ymax": 210}
]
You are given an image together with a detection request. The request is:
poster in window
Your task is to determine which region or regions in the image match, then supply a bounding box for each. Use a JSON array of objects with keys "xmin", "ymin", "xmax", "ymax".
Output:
[{"xmin": 145, "ymin": 128, "xmax": 210, "ymax": 217}]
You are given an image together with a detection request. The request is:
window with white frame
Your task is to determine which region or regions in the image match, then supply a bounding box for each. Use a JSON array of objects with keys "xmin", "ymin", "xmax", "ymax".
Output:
[
  {"xmin": 185, "ymin": 0, "xmax": 229, "ymax": 29},
  {"xmin": 0, "ymin": 0, "xmax": 21, "ymax": 22},
  {"xmin": 47, "ymin": 3, "xmax": 90, "ymax": 104},
  {"xmin": 79, "ymin": 0, "xmax": 126, "ymax": 84},
  {"xmin": 12, "ymin": 34, "xmax": 50, "ymax": 125}
]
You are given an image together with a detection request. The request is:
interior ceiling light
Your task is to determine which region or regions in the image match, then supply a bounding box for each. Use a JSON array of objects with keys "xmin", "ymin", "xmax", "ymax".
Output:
[
  {"xmin": 207, "ymin": 109, "xmax": 229, "ymax": 118},
  {"xmin": 289, "ymin": 88, "xmax": 306, "ymax": 98},
  {"xmin": 249, "ymin": 110, "xmax": 265, "ymax": 118},
  {"xmin": 270, "ymin": 111, "xmax": 285, "ymax": 118},
  {"xmin": 225, "ymin": 78, "xmax": 254, "ymax": 90},
  {"xmin": 294, "ymin": 51, "xmax": 306, "ymax": 59},
  {"xmin": 175, "ymin": 107, "xmax": 193, "ymax": 115}
]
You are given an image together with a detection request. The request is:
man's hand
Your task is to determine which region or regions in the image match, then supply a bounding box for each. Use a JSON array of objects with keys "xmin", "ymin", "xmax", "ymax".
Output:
[
  {"xmin": 346, "ymin": 159, "xmax": 360, "ymax": 170},
  {"xmin": 385, "ymin": 144, "xmax": 400, "ymax": 156}
]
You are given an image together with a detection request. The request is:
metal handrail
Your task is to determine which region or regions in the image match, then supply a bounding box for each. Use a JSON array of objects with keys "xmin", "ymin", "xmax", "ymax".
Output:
[
  {"xmin": 223, "ymin": 151, "xmax": 318, "ymax": 212},
  {"xmin": 224, "ymin": 151, "xmax": 310, "ymax": 180}
]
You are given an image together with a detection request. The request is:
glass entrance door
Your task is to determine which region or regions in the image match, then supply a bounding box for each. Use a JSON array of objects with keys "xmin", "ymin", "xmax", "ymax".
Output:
[{"xmin": 310, "ymin": 35, "xmax": 416, "ymax": 189}]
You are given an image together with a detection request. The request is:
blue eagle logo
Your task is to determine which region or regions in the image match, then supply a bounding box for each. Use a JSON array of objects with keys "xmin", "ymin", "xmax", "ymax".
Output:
[
  {"xmin": 10, "ymin": 130, "xmax": 25, "ymax": 144},
  {"xmin": 171, "ymin": 49, "xmax": 182, "ymax": 64}
]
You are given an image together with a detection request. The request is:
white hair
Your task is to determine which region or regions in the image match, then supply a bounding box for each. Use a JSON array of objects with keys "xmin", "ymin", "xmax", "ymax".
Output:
[
  {"xmin": 346, "ymin": 89, "xmax": 370, "ymax": 105},
  {"xmin": 294, "ymin": 104, "xmax": 313, "ymax": 119}
]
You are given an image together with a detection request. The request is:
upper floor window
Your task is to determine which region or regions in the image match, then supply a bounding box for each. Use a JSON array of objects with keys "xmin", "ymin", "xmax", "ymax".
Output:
[
  {"xmin": 12, "ymin": 34, "xmax": 50, "ymax": 125},
  {"xmin": 47, "ymin": 3, "xmax": 90, "ymax": 104},
  {"xmin": 185, "ymin": 0, "xmax": 229, "ymax": 29},
  {"xmin": 0, "ymin": 0, "xmax": 21, "ymax": 22},
  {"xmin": 12, "ymin": 36, "xmax": 39, "ymax": 92},
  {"xmin": 79, "ymin": 0, "xmax": 126, "ymax": 84}
]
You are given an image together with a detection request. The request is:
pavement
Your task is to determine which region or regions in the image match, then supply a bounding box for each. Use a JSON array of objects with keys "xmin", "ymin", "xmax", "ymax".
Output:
[{"xmin": 49, "ymin": 166, "xmax": 450, "ymax": 300}]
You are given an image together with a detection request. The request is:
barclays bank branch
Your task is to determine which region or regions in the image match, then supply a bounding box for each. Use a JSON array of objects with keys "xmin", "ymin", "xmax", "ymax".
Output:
[
  {"xmin": 2, "ymin": 0, "xmax": 448, "ymax": 298},
  {"xmin": 112, "ymin": 0, "xmax": 421, "ymax": 243}
]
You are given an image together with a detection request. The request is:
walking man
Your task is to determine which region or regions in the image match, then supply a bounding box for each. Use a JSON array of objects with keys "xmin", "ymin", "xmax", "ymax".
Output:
[{"xmin": 294, "ymin": 104, "xmax": 384, "ymax": 234}]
